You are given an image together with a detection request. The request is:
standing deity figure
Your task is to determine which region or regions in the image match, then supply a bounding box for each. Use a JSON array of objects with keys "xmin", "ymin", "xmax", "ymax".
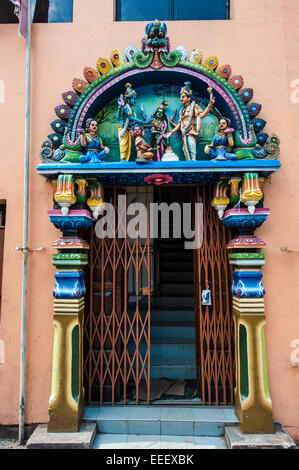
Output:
[
  {"xmin": 166, "ymin": 82, "xmax": 215, "ymax": 161},
  {"xmin": 204, "ymin": 117, "xmax": 237, "ymax": 161},
  {"xmin": 79, "ymin": 118, "xmax": 109, "ymax": 163},
  {"xmin": 149, "ymin": 101, "xmax": 169, "ymax": 161},
  {"xmin": 117, "ymin": 83, "xmax": 146, "ymax": 162}
]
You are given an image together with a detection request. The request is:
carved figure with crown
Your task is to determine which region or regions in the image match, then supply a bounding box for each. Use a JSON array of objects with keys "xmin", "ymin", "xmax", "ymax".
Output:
[
  {"xmin": 149, "ymin": 101, "xmax": 169, "ymax": 161},
  {"xmin": 117, "ymin": 83, "xmax": 147, "ymax": 161},
  {"xmin": 166, "ymin": 82, "xmax": 215, "ymax": 161}
]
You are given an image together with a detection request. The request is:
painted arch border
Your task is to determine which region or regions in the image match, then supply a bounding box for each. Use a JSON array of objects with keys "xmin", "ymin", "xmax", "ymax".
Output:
[{"xmin": 68, "ymin": 60, "xmax": 252, "ymax": 142}]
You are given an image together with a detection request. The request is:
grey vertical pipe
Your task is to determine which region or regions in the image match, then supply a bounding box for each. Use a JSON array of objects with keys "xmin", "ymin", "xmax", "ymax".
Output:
[{"xmin": 18, "ymin": 0, "xmax": 32, "ymax": 445}]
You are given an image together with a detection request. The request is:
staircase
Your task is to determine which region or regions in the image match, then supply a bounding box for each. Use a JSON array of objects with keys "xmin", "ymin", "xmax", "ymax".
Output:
[
  {"xmin": 150, "ymin": 239, "xmax": 196, "ymax": 382},
  {"xmin": 83, "ymin": 405, "xmax": 239, "ymax": 449}
]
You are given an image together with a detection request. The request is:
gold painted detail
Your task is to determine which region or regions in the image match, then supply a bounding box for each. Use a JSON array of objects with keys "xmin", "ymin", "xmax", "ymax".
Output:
[
  {"xmin": 240, "ymin": 172, "xmax": 263, "ymax": 205},
  {"xmin": 87, "ymin": 178, "xmax": 105, "ymax": 219},
  {"xmin": 54, "ymin": 174, "xmax": 77, "ymax": 215}
]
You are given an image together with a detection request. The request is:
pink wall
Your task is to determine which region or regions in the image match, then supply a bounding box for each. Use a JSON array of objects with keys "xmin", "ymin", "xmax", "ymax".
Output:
[{"xmin": 0, "ymin": 0, "xmax": 298, "ymax": 441}]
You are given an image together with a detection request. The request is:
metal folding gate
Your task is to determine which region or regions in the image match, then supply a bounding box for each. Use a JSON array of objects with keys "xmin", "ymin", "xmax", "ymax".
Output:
[
  {"xmin": 83, "ymin": 187, "xmax": 151, "ymax": 405},
  {"xmin": 193, "ymin": 185, "xmax": 234, "ymax": 405},
  {"xmin": 83, "ymin": 185, "xmax": 234, "ymax": 405}
]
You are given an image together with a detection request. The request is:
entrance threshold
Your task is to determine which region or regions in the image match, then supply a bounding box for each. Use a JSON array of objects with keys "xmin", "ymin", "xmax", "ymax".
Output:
[{"xmin": 83, "ymin": 405, "xmax": 239, "ymax": 438}]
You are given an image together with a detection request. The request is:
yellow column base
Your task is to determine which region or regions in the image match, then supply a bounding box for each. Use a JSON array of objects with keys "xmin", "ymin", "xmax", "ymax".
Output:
[
  {"xmin": 233, "ymin": 297, "xmax": 274, "ymax": 434},
  {"xmin": 48, "ymin": 299, "xmax": 85, "ymax": 433}
]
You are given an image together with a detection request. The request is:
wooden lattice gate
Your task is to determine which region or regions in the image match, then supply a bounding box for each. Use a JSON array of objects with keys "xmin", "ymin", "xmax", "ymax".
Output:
[{"xmin": 83, "ymin": 185, "xmax": 234, "ymax": 405}]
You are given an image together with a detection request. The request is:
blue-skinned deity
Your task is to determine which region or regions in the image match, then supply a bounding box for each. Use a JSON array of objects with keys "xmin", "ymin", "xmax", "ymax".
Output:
[{"xmin": 117, "ymin": 83, "xmax": 147, "ymax": 161}]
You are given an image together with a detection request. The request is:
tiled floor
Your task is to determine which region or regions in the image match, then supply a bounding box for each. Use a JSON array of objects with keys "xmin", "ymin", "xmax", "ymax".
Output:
[{"xmin": 92, "ymin": 433, "xmax": 228, "ymax": 449}]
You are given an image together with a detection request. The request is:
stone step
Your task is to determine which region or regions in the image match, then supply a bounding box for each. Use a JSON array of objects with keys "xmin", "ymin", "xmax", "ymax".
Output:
[
  {"xmin": 128, "ymin": 356, "xmax": 197, "ymax": 380},
  {"xmin": 83, "ymin": 406, "xmax": 239, "ymax": 437},
  {"xmin": 151, "ymin": 322, "xmax": 195, "ymax": 339},
  {"xmin": 153, "ymin": 295, "xmax": 194, "ymax": 308},
  {"xmin": 150, "ymin": 364, "xmax": 196, "ymax": 379},
  {"xmin": 155, "ymin": 242, "xmax": 187, "ymax": 250},
  {"xmin": 159, "ymin": 283, "xmax": 194, "ymax": 295},
  {"xmin": 160, "ymin": 252, "xmax": 193, "ymax": 262},
  {"xmin": 160, "ymin": 262, "xmax": 193, "ymax": 272},
  {"xmin": 150, "ymin": 308, "xmax": 195, "ymax": 322},
  {"xmin": 160, "ymin": 272, "xmax": 194, "ymax": 283},
  {"xmin": 127, "ymin": 338, "xmax": 196, "ymax": 358},
  {"xmin": 151, "ymin": 356, "xmax": 195, "ymax": 367},
  {"xmin": 224, "ymin": 424, "xmax": 297, "ymax": 449},
  {"xmin": 92, "ymin": 433, "xmax": 228, "ymax": 449}
]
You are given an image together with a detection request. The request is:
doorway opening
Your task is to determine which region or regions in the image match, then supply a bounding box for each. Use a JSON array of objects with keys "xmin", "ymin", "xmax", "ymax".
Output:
[{"xmin": 83, "ymin": 185, "xmax": 234, "ymax": 406}]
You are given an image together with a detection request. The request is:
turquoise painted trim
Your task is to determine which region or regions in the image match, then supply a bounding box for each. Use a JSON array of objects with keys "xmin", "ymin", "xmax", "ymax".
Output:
[
  {"xmin": 37, "ymin": 159, "xmax": 281, "ymax": 181},
  {"xmin": 37, "ymin": 159, "xmax": 281, "ymax": 172}
]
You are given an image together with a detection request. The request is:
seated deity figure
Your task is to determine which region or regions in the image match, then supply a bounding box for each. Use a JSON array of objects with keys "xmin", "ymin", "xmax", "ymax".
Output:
[
  {"xmin": 165, "ymin": 82, "xmax": 215, "ymax": 161},
  {"xmin": 131, "ymin": 125, "xmax": 154, "ymax": 163},
  {"xmin": 117, "ymin": 83, "xmax": 147, "ymax": 162},
  {"xmin": 79, "ymin": 118, "xmax": 109, "ymax": 163},
  {"xmin": 204, "ymin": 117, "xmax": 237, "ymax": 161}
]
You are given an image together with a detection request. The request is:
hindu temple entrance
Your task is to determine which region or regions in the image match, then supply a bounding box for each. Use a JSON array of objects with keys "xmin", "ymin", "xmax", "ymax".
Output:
[{"xmin": 83, "ymin": 185, "xmax": 235, "ymax": 406}]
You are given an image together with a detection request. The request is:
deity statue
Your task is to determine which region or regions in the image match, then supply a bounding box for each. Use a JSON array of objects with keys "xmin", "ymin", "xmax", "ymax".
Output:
[
  {"xmin": 79, "ymin": 118, "xmax": 109, "ymax": 163},
  {"xmin": 131, "ymin": 125, "xmax": 154, "ymax": 163},
  {"xmin": 204, "ymin": 117, "xmax": 237, "ymax": 161},
  {"xmin": 149, "ymin": 101, "xmax": 169, "ymax": 161},
  {"xmin": 117, "ymin": 83, "xmax": 147, "ymax": 162},
  {"xmin": 165, "ymin": 82, "xmax": 215, "ymax": 161}
]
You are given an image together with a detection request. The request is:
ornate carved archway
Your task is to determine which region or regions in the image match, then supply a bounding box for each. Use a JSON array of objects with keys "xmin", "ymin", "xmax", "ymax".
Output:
[{"xmin": 38, "ymin": 20, "xmax": 280, "ymax": 434}]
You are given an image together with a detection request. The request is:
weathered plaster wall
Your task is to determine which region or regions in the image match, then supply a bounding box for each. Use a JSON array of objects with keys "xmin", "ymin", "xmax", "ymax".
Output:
[{"xmin": 0, "ymin": 0, "xmax": 298, "ymax": 441}]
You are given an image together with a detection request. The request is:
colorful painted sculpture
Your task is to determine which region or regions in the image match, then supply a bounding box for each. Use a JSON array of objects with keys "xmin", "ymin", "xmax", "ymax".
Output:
[
  {"xmin": 117, "ymin": 83, "xmax": 146, "ymax": 161},
  {"xmin": 229, "ymin": 177, "xmax": 242, "ymax": 205},
  {"xmin": 166, "ymin": 82, "xmax": 215, "ymax": 161},
  {"xmin": 143, "ymin": 19, "xmax": 168, "ymax": 52},
  {"xmin": 50, "ymin": 131, "xmax": 82, "ymax": 163},
  {"xmin": 240, "ymin": 172, "xmax": 263, "ymax": 214},
  {"xmin": 39, "ymin": 20, "xmax": 281, "ymax": 166},
  {"xmin": 87, "ymin": 179, "xmax": 105, "ymax": 219},
  {"xmin": 134, "ymin": 19, "xmax": 182, "ymax": 69},
  {"xmin": 54, "ymin": 174, "xmax": 77, "ymax": 215},
  {"xmin": 204, "ymin": 117, "xmax": 237, "ymax": 161},
  {"xmin": 79, "ymin": 118, "xmax": 109, "ymax": 163},
  {"xmin": 131, "ymin": 125, "xmax": 154, "ymax": 163},
  {"xmin": 211, "ymin": 179, "xmax": 230, "ymax": 219},
  {"xmin": 149, "ymin": 101, "xmax": 169, "ymax": 161}
]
